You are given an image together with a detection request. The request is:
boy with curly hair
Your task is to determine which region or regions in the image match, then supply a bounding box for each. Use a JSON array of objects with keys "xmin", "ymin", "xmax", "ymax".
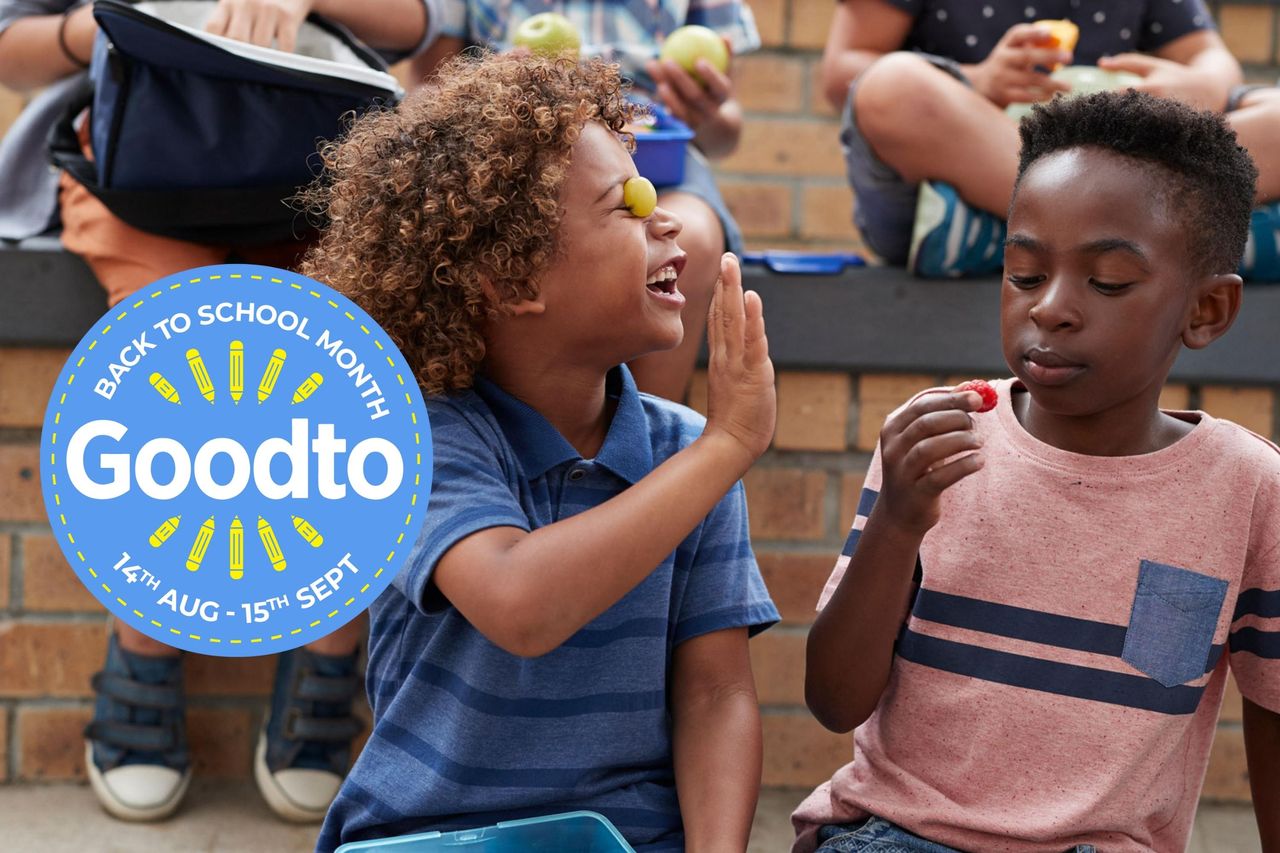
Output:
[
  {"xmin": 794, "ymin": 90, "xmax": 1280, "ymax": 852},
  {"xmin": 301, "ymin": 52, "xmax": 780, "ymax": 852}
]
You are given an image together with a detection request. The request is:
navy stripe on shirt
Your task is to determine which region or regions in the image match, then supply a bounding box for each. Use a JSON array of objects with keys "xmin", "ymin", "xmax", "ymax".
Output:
[
  {"xmin": 1229, "ymin": 626, "xmax": 1280, "ymax": 659},
  {"xmin": 410, "ymin": 660, "xmax": 666, "ymax": 717},
  {"xmin": 1234, "ymin": 587, "xmax": 1280, "ymax": 620},
  {"xmin": 897, "ymin": 629, "xmax": 1208, "ymax": 715}
]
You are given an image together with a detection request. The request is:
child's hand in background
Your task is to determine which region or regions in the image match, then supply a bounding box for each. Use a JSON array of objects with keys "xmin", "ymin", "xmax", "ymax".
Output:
[
  {"xmin": 876, "ymin": 391, "xmax": 985, "ymax": 535},
  {"xmin": 703, "ymin": 253, "xmax": 775, "ymax": 472}
]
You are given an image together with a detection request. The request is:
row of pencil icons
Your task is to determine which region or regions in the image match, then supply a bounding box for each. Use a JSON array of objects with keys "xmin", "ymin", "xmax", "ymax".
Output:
[
  {"xmin": 149, "ymin": 513, "xmax": 326, "ymax": 579},
  {"xmin": 148, "ymin": 343, "xmax": 324, "ymax": 405}
]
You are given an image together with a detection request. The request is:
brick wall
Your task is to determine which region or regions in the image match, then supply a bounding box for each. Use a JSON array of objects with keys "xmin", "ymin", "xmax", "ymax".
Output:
[
  {"xmin": 1, "ymin": 0, "xmax": 1275, "ymax": 807},
  {"xmin": 1, "ymin": 350, "xmax": 1270, "ymax": 801}
]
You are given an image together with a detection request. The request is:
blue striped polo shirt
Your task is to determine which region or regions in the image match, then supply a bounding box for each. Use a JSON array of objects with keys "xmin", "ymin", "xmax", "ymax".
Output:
[{"xmin": 317, "ymin": 365, "xmax": 778, "ymax": 852}]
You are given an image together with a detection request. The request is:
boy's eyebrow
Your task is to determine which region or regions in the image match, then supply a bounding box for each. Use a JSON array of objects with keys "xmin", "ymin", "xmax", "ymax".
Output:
[{"xmin": 1005, "ymin": 234, "xmax": 1150, "ymax": 262}]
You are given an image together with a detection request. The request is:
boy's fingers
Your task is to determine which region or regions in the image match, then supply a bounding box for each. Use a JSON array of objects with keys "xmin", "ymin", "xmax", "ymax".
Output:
[
  {"xmin": 742, "ymin": 289, "xmax": 768, "ymax": 365},
  {"xmin": 885, "ymin": 391, "xmax": 980, "ymax": 436},
  {"xmin": 718, "ymin": 253, "xmax": 745, "ymax": 363},
  {"xmin": 918, "ymin": 451, "xmax": 985, "ymax": 495},
  {"xmin": 706, "ymin": 272, "xmax": 724, "ymax": 363},
  {"xmin": 901, "ymin": 431, "xmax": 984, "ymax": 481},
  {"xmin": 896, "ymin": 409, "xmax": 975, "ymax": 447}
]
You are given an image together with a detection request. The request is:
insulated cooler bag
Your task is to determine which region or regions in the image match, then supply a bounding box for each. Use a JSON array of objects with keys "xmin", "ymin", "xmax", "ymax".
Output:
[{"xmin": 50, "ymin": 0, "xmax": 403, "ymax": 245}]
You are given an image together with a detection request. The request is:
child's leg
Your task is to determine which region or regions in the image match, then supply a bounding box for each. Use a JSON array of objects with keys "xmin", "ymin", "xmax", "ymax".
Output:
[
  {"xmin": 1224, "ymin": 89, "xmax": 1280, "ymax": 203},
  {"xmin": 853, "ymin": 52, "xmax": 1021, "ymax": 218},
  {"xmin": 57, "ymin": 170, "xmax": 226, "ymax": 308},
  {"xmin": 627, "ymin": 189, "xmax": 725, "ymax": 402}
]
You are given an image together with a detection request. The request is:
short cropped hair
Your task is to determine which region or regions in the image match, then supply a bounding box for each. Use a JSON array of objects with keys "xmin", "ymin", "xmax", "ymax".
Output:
[
  {"xmin": 1015, "ymin": 89, "xmax": 1257, "ymax": 276},
  {"xmin": 300, "ymin": 53, "xmax": 636, "ymax": 395}
]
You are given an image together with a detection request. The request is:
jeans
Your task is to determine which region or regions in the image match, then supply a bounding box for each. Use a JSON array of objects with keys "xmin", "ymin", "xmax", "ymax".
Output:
[{"xmin": 816, "ymin": 817, "xmax": 1097, "ymax": 853}]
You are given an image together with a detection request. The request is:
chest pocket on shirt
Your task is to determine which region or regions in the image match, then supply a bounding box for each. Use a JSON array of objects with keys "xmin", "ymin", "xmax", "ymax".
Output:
[{"xmin": 1121, "ymin": 560, "xmax": 1227, "ymax": 688}]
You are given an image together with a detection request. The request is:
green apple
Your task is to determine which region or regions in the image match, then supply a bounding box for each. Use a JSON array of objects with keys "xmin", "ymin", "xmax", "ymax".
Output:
[
  {"xmin": 659, "ymin": 25, "xmax": 730, "ymax": 85},
  {"xmin": 512, "ymin": 13, "xmax": 581, "ymax": 58}
]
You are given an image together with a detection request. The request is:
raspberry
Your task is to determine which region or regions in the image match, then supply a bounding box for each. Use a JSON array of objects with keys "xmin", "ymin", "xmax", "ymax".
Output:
[{"xmin": 954, "ymin": 379, "xmax": 998, "ymax": 413}]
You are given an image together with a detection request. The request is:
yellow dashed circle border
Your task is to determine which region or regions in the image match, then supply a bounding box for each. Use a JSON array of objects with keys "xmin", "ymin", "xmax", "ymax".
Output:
[{"xmin": 46, "ymin": 270, "xmax": 427, "ymax": 647}]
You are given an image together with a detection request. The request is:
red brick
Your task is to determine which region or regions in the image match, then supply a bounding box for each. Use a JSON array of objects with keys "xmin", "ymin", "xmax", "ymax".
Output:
[
  {"xmin": 0, "ymin": 87, "xmax": 24, "ymax": 141},
  {"xmin": 1219, "ymin": 6, "xmax": 1272, "ymax": 64},
  {"xmin": 1202, "ymin": 727, "xmax": 1251, "ymax": 803},
  {"xmin": 22, "ymin": 534, "xmax": 100, "ymax": 612},
  {"xmin": 775, "ymin": 372, "xmax": 851, "ymax": 451},
  {"xmin": 17, "ymin": 706, "xmax": 92, "ymax": 780},
  {"xmin": 757, "ymin": 551, "xmax": 835, "ymax": 625},
  {"xmin": 718, "ymin": 119, "xmax": 845, "ymax": 178},
  {"xmin": 1220, "ymin": 674, "xmax": 1243, "ymax": 724},
  {"xmin": 800, "ymin": 184, "xmax": 860, "ymax": 242},
  {"xmin": 1200, "ymin": 386, "xmax": 1274, "ymax": 437},
  {"xmin": 744, "ymin": 468, "xmax": 829, "ymax": 541},
  {"xmin": 189, "ymin": 706, "xmax": 255, "ymax": 778},
  {"xmin": 687, "ymin": 370, "xmax": 708, "ymax": 416},
  {"xmin": 788, "ymin": 0, "xmax": 832, "ymax": 50},
  {"xmin": 750, "ymin": 0, "xmax": 787, "ymax": 48},
  {"xmin": 751, "ymin": 629, "xmax": 807, "ymax": 705},
  {"xmin": 720, "ymin": 181, "xmax": 794, "ymax": 239},
  {"xmin": 1159, "ymin": 384, "xmax": 1191, "ymax": 412},
  {"xmin": 0, "ymin": 348, "xmax": 71, "ymax": 428},
  {"xmin": 810, "ymin": 61, "xmax": 840, "ymax": 117},
  {"xmin": 0, "ymin": 533, "xmax": 9, "ymax": 610},
  {"xmin": 185, "ymin": 654, "xmax": 275, "ymax": 697},
  {"xmin": 762, "ymin": 711, "xmax": 852, "ymax": 787},
  {"xmin": 0, "ymin": 444, "xmax": 44, "ymax": 523},
  {"xmin": 855, "ymin": 374, "xmax": 939, "ymax": 451},
  {"xmin": 735, "ymin": 54, "xmax": 807, "ymax": 113},
  {"xmin": 839, "ymin": 472, "xmax": 867, "ymax": 530},
  {"xmin": 0, "ymin": 622, "xmax": 106, "ymax": 698}
]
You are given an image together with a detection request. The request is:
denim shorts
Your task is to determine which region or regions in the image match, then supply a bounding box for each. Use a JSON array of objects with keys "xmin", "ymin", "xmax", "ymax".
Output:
[
  {"xmin": 840, "ymin": 54, "xmax": 971, "ymax": 266},
  {"xmin": 816, "ymin": 817, "xmax": 1097, "ymax": 853},
  {"xmin": 663, "ymin": 145, "xmax": 744, "ymax": 256}
]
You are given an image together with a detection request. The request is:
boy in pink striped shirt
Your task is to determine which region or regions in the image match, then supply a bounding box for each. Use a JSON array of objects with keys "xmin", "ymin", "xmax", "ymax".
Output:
[{"xmin": 796, "ymin": 90, "xmax": 1280, "ymax": 853}]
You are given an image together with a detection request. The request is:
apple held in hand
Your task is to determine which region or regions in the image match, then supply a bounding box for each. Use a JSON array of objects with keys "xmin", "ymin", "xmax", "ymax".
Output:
[
  {"xmin": 659, "ymin": 25, "xmax": 729, "ymax": 85},
  {"xmin": 512, "ymin": 13, "xmax": 581, "ymax": 58}
]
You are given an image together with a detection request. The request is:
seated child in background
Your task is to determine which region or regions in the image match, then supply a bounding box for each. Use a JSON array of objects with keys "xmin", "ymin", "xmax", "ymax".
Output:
[
  {"xmin": 299, "ymin": 53, "xmax": 780, "ymax": 852},
  {"xmin": 794, "ymin": 90, "xmax": 1280, "ymax": 852}
]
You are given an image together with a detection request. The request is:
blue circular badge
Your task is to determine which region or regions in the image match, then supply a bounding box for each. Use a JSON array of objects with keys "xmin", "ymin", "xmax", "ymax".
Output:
[{"xmin": 40, "ymin": 264, "xmax": 431, "ymax": 655}]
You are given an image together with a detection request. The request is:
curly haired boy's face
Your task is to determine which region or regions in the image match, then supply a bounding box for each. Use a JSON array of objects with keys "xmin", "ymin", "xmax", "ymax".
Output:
[
  {"xmin": 1001, "ymin": 147, "xmax": 1200, "ymax": 420},
  {"xmin": 529, "ymin": 122, "xmax": 688, "ymax": 364}
]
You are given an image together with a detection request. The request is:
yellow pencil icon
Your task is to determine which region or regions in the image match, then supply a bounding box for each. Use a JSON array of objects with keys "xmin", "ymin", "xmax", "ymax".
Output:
[
  {"xmin": 291, "ymin": 372, "xmax": 324, "ymax": 405},
  {"xmin": 230, "ymin": 341, "xmax": 244, "ymax": 404},
  {"xmin": 186, "ymin": 348, "xmax": 215, "ymax": 404},
  {"xmin": 148, "ymin": 515, "xmax": 181, "ymax": 547},
  {"xmin": 258, "ymin": 348, "xmax": 286, "ymax": 403},
  {"xmin": 187, "ymin": 515, "xmax": 215, "ymax": 572},
  {"xmin": 149, "ymin": 372, "xmax": 181, "ymax": 405},
  {"xmin": 291, "ymin": 515, "xmax": 325, "ymax": 548},
  {"xmin": 229, "ymin": 516, "xmax": 244, "ymax": 580},
  {"xmin": 257, "ymin": 516, "xmax": 287, "ymax": 571}
]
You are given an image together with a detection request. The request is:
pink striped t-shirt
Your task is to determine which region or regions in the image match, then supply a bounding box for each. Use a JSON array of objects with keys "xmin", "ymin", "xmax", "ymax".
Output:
[{"xmin": 792, "ymin": 379, "xmax": 1280, "ymax": 853}]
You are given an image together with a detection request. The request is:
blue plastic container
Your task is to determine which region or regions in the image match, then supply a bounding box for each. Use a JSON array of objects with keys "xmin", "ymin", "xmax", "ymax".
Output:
[
  {"xmin": 630, "ymin": 102, "xmax": 695, "ymax": 188},
  {"xmin": 334, "ymin": 810, "xmax": 636, "ymax": 852}
]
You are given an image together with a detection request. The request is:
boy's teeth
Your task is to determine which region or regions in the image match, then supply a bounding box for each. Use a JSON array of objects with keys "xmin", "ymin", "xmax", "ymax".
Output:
[{"xmin": 645, "ymin": 266, "xmax": 676, "ymax": 285}]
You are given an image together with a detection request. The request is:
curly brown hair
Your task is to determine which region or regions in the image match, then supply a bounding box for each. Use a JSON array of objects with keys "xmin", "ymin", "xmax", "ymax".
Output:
[{"xmin": 298, "ymin": 52, "xmax": 637, "ymax": 395}]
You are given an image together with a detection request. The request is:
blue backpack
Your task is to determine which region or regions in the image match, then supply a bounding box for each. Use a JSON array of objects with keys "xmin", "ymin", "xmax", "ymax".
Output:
[{"xmin": 50, "ymin": 0, "xmax": 403, "ymax": 245}]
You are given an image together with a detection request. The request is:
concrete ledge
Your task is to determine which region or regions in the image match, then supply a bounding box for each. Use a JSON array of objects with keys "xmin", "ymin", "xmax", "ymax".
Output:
[{"xmin": 4, "ymin": 238, "xmax": 1280, "ymax": 385}]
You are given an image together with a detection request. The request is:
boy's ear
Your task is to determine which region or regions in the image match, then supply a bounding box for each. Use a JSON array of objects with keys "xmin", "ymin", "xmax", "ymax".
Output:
[
  {"xmin": 1182, "ymin": 273, "xmax": 1242, "ymax": 350},
  {"xmin": 480, "ymin": 276, "xmax": 545, "ymax": 317}
]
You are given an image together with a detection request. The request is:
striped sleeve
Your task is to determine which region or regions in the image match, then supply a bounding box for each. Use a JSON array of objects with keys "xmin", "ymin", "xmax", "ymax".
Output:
[
  {"xmin": 685, "ymin": 0, "xmax": 760, "ymax": 56},
  {"xmin": 1230, "ymin": 535, "xmax": 1280, "ymax": 713},
  {"xmin": 818, "ymin": 441, "xmax": 883, "ymax": 610},
  {"xmin": 672, "ymin": 481, "xmax": 778, "ymax": 644},
  {"xmin": 393, "ymin": 400, "xmax": 530, "ymax": 615}
]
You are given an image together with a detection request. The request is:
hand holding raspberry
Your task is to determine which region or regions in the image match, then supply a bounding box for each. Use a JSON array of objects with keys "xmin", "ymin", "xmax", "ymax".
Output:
[
  {"xmin": 875, "ymin": 390, "xmax": 986, "ymax": 536},
  {"xmin": 953, "ymin": 380, "xmax": 998, "ymax": 413}
]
